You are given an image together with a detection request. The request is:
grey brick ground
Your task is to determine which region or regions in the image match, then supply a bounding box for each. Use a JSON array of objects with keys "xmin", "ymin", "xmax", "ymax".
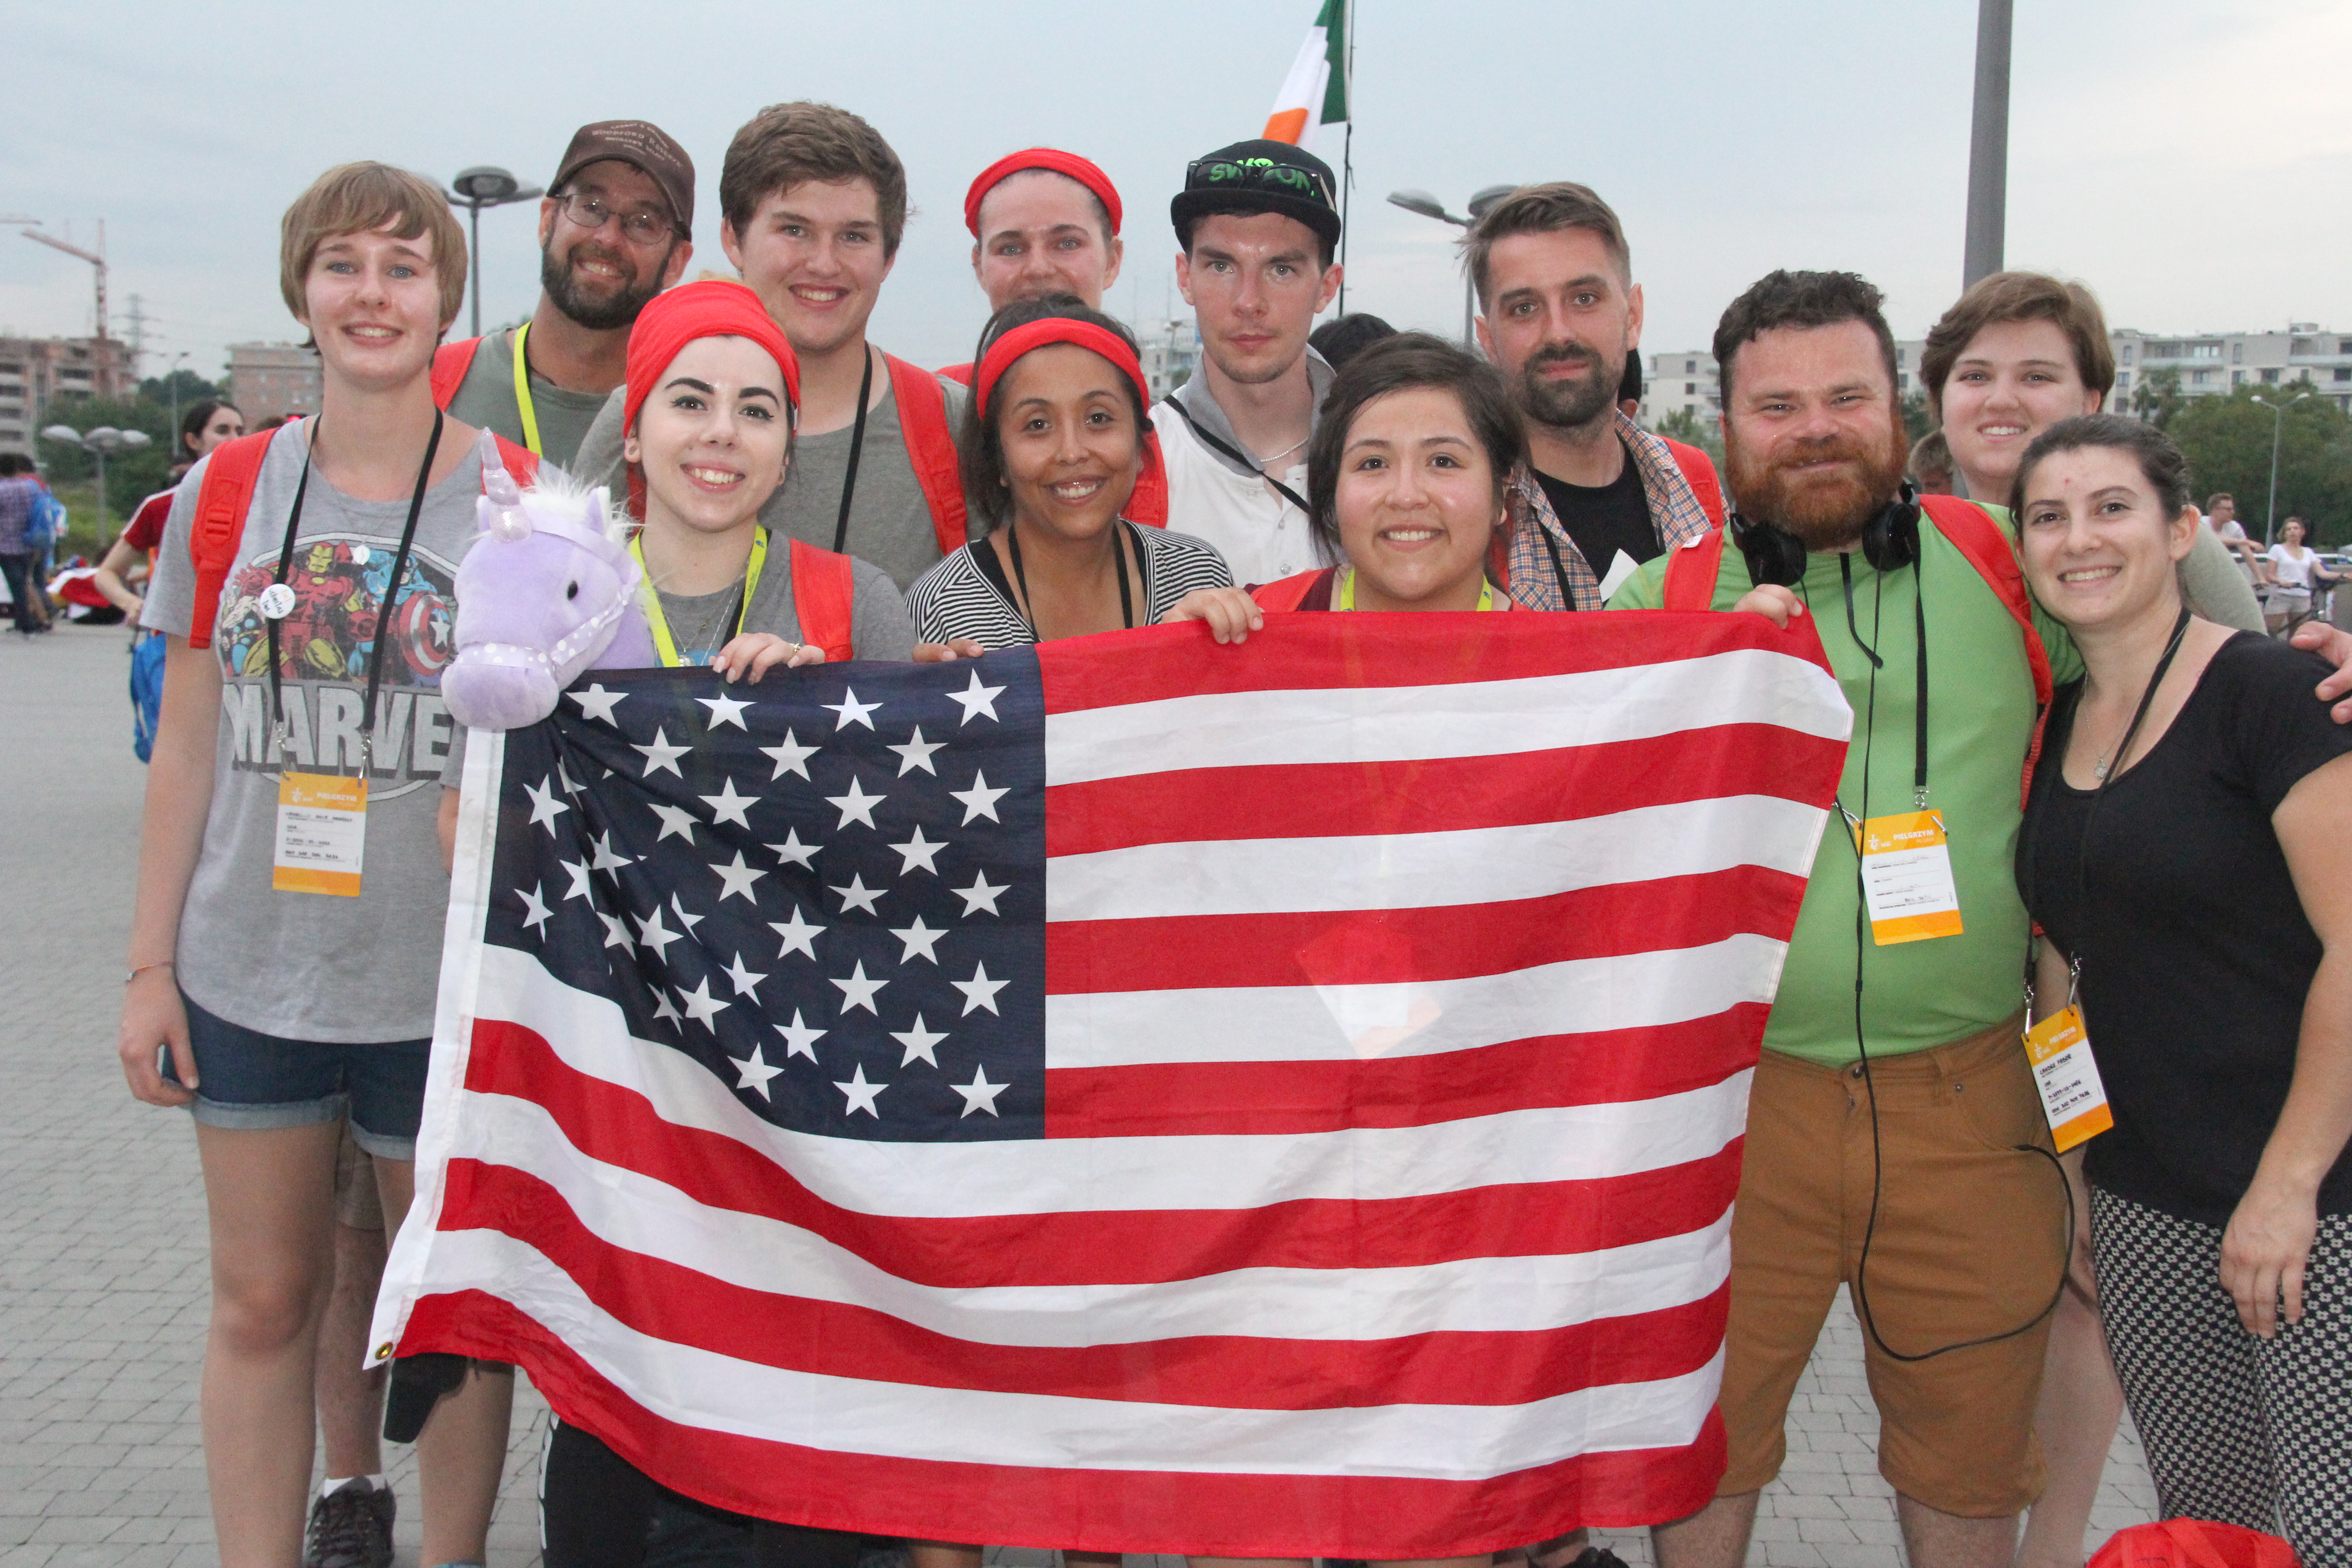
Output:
[{"xmin": 1, "ymin": 625, "xmax": 2158, "ymax": 1566}]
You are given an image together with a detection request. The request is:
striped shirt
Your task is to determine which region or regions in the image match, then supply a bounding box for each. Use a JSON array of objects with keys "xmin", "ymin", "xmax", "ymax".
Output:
[{"xmin": 906, "ymin": 521, "xmax": 1234, "ymax": 649}]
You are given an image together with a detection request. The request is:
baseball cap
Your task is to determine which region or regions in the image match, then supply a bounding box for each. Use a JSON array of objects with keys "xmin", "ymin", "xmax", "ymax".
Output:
[
  {"xmin": 553, "ymin": 120, "xmax": 696, "ymax": 241},
  {"xmin": 1171, "ymin": 138, "xmax": 1340, "ymax": 253}
]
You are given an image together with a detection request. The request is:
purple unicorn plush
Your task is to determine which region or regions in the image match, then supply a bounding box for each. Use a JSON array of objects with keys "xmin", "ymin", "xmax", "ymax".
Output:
[{"xmin": 442, "ymin": 432, "xmax": 657, "ymax": 730}]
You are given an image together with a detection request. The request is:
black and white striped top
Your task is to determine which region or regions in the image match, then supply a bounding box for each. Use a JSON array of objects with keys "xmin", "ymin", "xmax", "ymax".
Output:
[{"xmin": 906, "ymin": 521, "xmax": 1235, "ymax": 649}]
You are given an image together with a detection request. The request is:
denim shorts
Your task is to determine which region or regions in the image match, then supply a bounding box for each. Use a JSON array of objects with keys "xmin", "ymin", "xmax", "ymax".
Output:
[{"xmin": 163, "ymin": 990, "xmax": 431, "ymax": 1160}]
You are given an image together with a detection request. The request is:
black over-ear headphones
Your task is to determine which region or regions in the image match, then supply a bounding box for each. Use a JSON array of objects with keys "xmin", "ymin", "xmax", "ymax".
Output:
[{"xmin": 1730, "ymin": 482, "xmax": 1922, "ymax": 587}]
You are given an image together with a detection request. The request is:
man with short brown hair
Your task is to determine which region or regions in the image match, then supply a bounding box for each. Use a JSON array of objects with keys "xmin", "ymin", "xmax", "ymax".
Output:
[
  {"xmin": 1462, "ymin": 182, "xmax": 1722, "ymax": 611},
  {"xmin": 575, "ymin": 103, "xmax": 968, "ymax": 588}
]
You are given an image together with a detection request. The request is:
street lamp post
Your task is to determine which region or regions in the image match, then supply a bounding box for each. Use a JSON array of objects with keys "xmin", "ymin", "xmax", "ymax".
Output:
[
  {"xmin": 2250, "ymin": 390, "xmax": 2312, "ymax": 548},
  {"xmin": 167, "ymin": 351, "xmax": 191, "ymax": 448},
  {"xmin": 1386, "ymin": 185, "xmax": 1519, "ymax": 348},
  {"xmin": 445, "ymin": 167, "xmax": 544, "ymax": 340},
  {"xmin": 39, "ymin": 423, "xmax": 152, "ymax": 546}
]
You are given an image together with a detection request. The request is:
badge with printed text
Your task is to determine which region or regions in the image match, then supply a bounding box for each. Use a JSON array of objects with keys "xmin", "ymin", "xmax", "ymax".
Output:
[
  {"xmin": 273, "ymin": 772, "xmax": 368, "ymax": 896},
  {"xmin": 1854, "ymin": 810, "xmax": 1964, "ymax": 945},
  {"xmin": 2024, "ymin": 1006, "xmax": 2113, "ymax": 1152}
]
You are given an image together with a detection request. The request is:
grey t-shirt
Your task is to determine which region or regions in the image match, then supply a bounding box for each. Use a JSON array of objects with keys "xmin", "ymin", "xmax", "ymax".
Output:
[
  {"xmin": 650, "ymin": 544, "xmax": 916, "ymax": 664},
  {"xmin": 142, "ymin": 430, "xmax": 549, "ymax": 1042},
  {"xmin": 572, "ymin": 357, "xmax": 973, "ymax": 590},
  {"xmin": 443, "ymin": 327, "xmax": 613, "ymax": 472}
]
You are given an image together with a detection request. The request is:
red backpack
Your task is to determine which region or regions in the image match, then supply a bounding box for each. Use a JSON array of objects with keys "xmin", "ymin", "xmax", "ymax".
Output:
[
  {"xmin": 182, "ymin": 423, "xmax": 539, "ymax": 652},
  {"xmin": 1660, "ymin": 436, "xmax": 1726, "ymax": 527},
  {"xmin": 428, "ymin": 338, "xmax": 484, "ymax": 411},
  {"xmin": 782, "ymin": 537, "xmax": 856, "ymax": 662},
  {"xmin": 882, "ymin": 353, "xmax": 970, "ymax": 557},
  {"xmin": 1661, "ymin": 493, "xmax": 2053, "ymax": 802}
]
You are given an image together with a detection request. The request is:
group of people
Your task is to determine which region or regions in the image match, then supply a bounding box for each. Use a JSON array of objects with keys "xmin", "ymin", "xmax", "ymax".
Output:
[{"xmin": 104, "ymin": 97, "xmax": 2352, "ymax": 1568}]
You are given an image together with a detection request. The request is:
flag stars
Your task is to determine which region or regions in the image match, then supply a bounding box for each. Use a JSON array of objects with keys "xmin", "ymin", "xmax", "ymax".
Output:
[
  {"xmin": 830, "ymin": 961, "xmax": 888, "ymax": 1015},
  {"xmin": 825, "ymin": 775, "xmax": 885, "ymax": 830},
  {"xmin": 518, "ymin": 883, "xmax": 552, "ymax": 935},
  {"xmin": 650, "ymin": 987, "xmax": 683, "ymax": 1025},
  {"xmin": 590, "ymin": 830, "xmax": 632, "ymax": 872},
  {"xmin": 730, "ymin": 1045, "xmax": 783, "ymax": 1100},
  {"xmin": 769, "ymin": 908, "xmax": 824, "ymax": 960},
  {"xmin": 597, "ymin": 911, "xmax": 631, "ymax": 950},
  {"xmin": 632, "ymin": 906, "xmax": 682, "ymax": 961},
  {"xmin": 760, "ymin": 729, "xmax": 818, "ymax": 781},
  {"xmin": 651, "ymin": 803, "xmax": 699, "ymax": 844},
  {"xmin": 525, "ymin": 776, "xmax": 570, "ymax": 833},
  {"xmin": 776, "ymin": 1009, "xmax": 827, "ymax": 1061},
  {"xmin": 948, "ymin": 671, "xmax": 1004, "ymax": 725},
  {"xmin": 556, "ymin": 858, "xmax": 593, "ymax": 902},
  {"xmin": 950, "ymin": 771, "xmax": 1008, "ymax": 825},
  {"xmin": 696, "ymin": 691, "xmax": 753, "ymax": 730},
  {"xmin": 709, "ymin": 852, "xmax": 767, "ymax": 904},
  {"xmin": 834, "ymin": 1063, "xmax": 886, "ymax": 1117},
  {"xmin": 676, "ymin": 978, "xmax": 730, "ymax": 1029},
  {"xmin": 830, "ymin": 874, "xmax": 887, "ymax": 916},
  {"xmin": 699, "ymin": 777, "xmax": 756, "ymax": 828},
  {"xmin": 721, "ymin": 952, "xmax": 767, "ymax": 999},
  {"xmin": 889, "ymin": 916, "xmax": 946, "ymax": 964},
  {"xmin": 887, "ymin": 726, "xmax": 944, "ymax": 776},
  {"xmin": 767, "ymin": 830, "xmax": 818, "ymax": 869},
  {"xmin": 951, "ymin": 960, "xmax": 1008, "ymax": 1016},
  {"xmin": 954, "ymin": 1066, "xmax": 1009, "ymax": 1118},
  {"xmin": 824, "ymin": 687, "xmax": 882, "ymax": 731},
  {"xmin": 671, "ymin": 895, "xmax": 706, "ymax": 937},
  {"xmin": 888, "ymin": 826, "xmax": 946, "ymax": 876},
  {"xmin": 891, "ymin": 1014, "xmax": 947, "ymax": 1068},
  {"xmin": 953, "ymin": 872, "xmax": 1008, "ymax": 917},
  {"xmin": 569, "ymin": 683, "xmax": 626, "ymax": 724},
  {"xmin": 632, "ymin": 726, "xmax": 691, "ymax": 778}
]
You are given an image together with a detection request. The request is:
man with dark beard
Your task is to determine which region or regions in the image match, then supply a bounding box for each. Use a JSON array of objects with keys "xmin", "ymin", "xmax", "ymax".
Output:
[
  {"xmin": 1461, "ymin": 183, "xmax": 1722, "ymax": 611},
  {"xmin": 435, "ymin": 121, "xmax": 696, "ymax": 467},
  {"xmin": 1613, "ymin": 270, "xmax": 2073, "ymax": 1568}
]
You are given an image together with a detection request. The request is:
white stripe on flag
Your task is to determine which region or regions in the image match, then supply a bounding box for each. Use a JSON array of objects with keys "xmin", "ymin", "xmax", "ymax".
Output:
[
  {"xmin": 1044, "ymin": 648, "xmax": 1849, "ymax": 786},
  {"xmin": 415, "ymin": 1227, "xmax": 1726, "ymax": 1478},
  {"xmin": 455, "ymin": 1094, "xmax": 1735, "ymax": 1345}
]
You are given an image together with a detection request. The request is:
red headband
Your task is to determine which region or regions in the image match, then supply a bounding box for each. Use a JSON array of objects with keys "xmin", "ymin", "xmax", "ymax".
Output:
[
  {"xmin": 974, "ymin": 318, "xmax": 1150, "ymax": 415},
  {"xmin": 622, "ymin": 279, "xmax": 801, "ymax": 441},
  {"xmin": 964, "ymin": 148, "xmax": 1123, "ymax": 238}
]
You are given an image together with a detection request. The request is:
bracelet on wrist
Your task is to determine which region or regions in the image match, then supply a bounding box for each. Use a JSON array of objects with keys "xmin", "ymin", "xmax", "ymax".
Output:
[{"xmin": 125, "ymin": 961, "xmax": 174, "ymax": 985}]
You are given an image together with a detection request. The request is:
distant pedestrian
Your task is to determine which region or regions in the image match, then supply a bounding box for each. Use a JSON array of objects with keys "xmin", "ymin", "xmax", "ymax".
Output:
[
  {"xmin": 92, "ymin": 399, "xmax": 247, "ymax": 617},
  {"xmin": 1908, "ymin": 428, "xmax": 1955, "ymax": 495},
  {"xmin": 1308, "ymin": 310, "xmax": 1397, "ymax": 371},
  {"xmin": 2264, "ymin": 516, "xmax": 2339, "ymax": 637},
  {"xmin": 0, "ymin": 454, "xmax": 45, "ymax": 636}
]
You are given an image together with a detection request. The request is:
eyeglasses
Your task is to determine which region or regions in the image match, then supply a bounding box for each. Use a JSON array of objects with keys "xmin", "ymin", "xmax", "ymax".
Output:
[
  {"xmin": 554, "ymin": 191, "xmax": 677, "ymax": 248},
  {"xmin": 1185, "ymin": 157, "xmax": 1334, "ymax": 208}
]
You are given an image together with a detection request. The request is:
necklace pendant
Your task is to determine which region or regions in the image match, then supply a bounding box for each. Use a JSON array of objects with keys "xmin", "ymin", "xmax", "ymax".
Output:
[{"xmin": 2092, "ymin": 757, "xmax": 2111, "ymax": 780}]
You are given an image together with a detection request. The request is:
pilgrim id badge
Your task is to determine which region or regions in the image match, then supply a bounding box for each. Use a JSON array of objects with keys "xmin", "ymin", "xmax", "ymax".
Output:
[
  {"xmin": 273, "ymin": 773, "xmax": 368, "ymax": 896},
  {"xmin": 2024, "ymin": 1005, "xmax": 2113, "ymax": 1152},
  {"xmin": 1855, "ymin": 810, "xmax": 1963, "ymax": 945}
]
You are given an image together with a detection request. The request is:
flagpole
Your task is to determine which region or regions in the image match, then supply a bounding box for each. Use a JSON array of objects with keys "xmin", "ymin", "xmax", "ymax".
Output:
[{"xmin": 1337, "ymin": 0, "xmax": 1355, "ymax": 315}]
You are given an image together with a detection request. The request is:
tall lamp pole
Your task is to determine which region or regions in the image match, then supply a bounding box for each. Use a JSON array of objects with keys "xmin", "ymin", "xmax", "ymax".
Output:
[
  {"xmin": 1386, "ymin": 185, "xmax": 1518, "ymax": 348},
  {"xmin": 40, "ymin": 423, "xmax": 152, "ymax": 545},
  {"xmin": 1962, "ymin": 0, "xmax": 2013, "ymax": 288},
  {"xmin": 445, "ymin": 167, "xmax": 544, "ymax": 340},
  {"xmin": 2250, "ymin": 390, "xmax": 2311, "ymax": 548}
]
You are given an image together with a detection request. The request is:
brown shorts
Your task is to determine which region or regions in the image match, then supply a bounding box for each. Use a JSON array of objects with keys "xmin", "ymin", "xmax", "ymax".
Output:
[
  {"xmin": 1717, "ymin": 1013, "xmax": 2069, "ymax": 1515},
  {"xmin": 334, "ymin": 1120, "xmax": 385, "ymax": 1231}
]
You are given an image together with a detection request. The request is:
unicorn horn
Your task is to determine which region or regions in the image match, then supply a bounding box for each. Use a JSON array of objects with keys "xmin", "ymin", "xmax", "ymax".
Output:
[{"xmin": 477, "ymin": 429, "xmax": 533, "ymax": 541}]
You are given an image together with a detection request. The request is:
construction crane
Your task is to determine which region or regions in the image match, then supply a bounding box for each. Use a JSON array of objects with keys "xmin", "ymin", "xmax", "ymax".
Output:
[{"xmin": 12, "ymin": 219, "xmax": 108, "ymax": 341}]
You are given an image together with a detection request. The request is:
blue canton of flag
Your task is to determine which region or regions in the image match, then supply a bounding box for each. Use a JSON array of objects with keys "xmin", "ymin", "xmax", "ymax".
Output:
[{"xmin": 481, "ymin": 657, "xmax": 1049, "ymax": 1141}]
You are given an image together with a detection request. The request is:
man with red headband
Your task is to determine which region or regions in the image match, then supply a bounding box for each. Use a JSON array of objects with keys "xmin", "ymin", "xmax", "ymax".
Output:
[
  {"xmin": 1154, "ymin": 138, "xmax": 1343, "ymax": 587},
  {"xmin": 434, "ymin": 120, "xmax": 696, "ymax": 468},
  {"xmin": 573, "ymin": 103, "xmax": 968, "ymax": 593}
]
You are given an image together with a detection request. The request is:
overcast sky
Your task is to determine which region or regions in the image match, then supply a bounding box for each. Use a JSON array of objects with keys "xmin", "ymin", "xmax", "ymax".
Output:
[{"xmin": 5, "ymin": 0, "xmax": 2347, "ymax": 385}]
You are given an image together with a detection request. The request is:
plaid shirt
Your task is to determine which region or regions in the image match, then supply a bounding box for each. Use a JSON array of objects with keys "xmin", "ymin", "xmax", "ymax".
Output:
[{"xmin": 1503, "ymin": 413, "xmax": 1717, "ymax": 611}]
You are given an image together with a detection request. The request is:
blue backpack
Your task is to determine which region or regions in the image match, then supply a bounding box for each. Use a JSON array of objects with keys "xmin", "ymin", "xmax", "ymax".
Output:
[
  {"xmin": 24, "ymin": 489, "xmax": 64, "ymax": 550},
  {"xmin": 130, "ymin": 630, "xmax": 165, "ymax": 761}
]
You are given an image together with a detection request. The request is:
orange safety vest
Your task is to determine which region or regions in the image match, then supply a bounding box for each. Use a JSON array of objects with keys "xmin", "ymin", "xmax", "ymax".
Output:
[
  {"xmin": 1661, "ymin": 493, "xmax": 2053, "ymax": 802},
  {"xmin": 184, "ymin": 424, "xmax": 540, "ymax": 652}
]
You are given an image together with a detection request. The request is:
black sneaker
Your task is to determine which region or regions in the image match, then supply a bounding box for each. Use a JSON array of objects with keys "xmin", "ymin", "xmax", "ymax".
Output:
[{"xmin": 304, "ymin": 1477, "xmax": 396, "ymax": 1568}]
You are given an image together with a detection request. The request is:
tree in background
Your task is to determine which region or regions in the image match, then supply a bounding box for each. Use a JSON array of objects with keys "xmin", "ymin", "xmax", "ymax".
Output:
[
  {"xmin": 1656, "ymin": 407, "xmax": 1722, "ymax": 463},
  {"xmin": 32, "ymin": 393, "xmax": 178, "ymax": 556},
  {"xmin": 2169, "ymin": 384, "xmax": 2352, "ymax": 547},
  {"xmin": 1901, "ymin": 389, "xmax": 1936, "ymax": 447},
  {"xmin": 139, "ymin": 368, "xmax": 222, "ymax": 407},
  {"xmin": 2131, "ymin": 366, "xmax": 2186, "ymax": 429}
]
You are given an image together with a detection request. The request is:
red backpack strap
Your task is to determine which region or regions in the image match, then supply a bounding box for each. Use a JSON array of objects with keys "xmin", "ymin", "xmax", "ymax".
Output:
[
  {"xmin": 1251, "ymin": 568, "xmax": 1333, "ymax": 612},
  {"xmin": 1919, "ymin": 493, "xmax": 2053, "ymax": 806},
  {"xmin": 882, "ymin": 352, "xmax": 967, "ymax": 556},
  {"xmin": 1127, "ymin": 427, "xmax": 1170, "ymax": 527},
  {"xmin": 1661, "ymin": 436, "xmax": 1726, "ymax": 528},
  {"xmin": 185, "ymin": 429, "xmax": 284, "ymax": 650},
  {"xmin": 491, "ymin": 434, "xmax": 540, "ymax": 489},
  {"xmin": 431, "ymin": 338, "xmax": 484, "ymax": 410},
  {"xmin": 787, "ymin": 537, "xmax": 858, "ymax": 662},
  {"xmin": 936, "ymin": 361, "xmax": 975, "ymax": 386},
  {"xmin": 1661, "ymin": 527, "xmax": 1730, "ymax": 611}
]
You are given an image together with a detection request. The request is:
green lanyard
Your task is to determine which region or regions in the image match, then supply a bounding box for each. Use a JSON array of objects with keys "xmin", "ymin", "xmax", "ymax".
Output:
[
  {"xmin": 630, "ymin": 528, "xmax": 768, "ymax": 667},
  {"xmin": 510, "ymin": 323, "xmax": 543, "ymax": 457},
  {"xmin": 1336, "ymin": 567, "xmax": 1497, "ymax": 611}
]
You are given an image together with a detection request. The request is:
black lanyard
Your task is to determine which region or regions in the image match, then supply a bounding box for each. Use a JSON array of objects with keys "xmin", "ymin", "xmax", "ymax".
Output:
[
  {"xmin": 1002, "ymin": 517, "xmax": 1135, "ymax": 644},
  {"xmin": 267, "ymin": 411, "xmax": 445, "ymax": 776},
  {"xmin": 1159, "ymin": 394, "xmax": 1312, "ymax": 516},
  {"xmin": 1822, "ymin": 550, "xmax": 1932, "ymax": 808},
  {"xmin": 830, "ymin": 348, "xmax": 875, "ymax": 554},
  {"xmin": 2048, "ymin": 604, "xmax": 2193, "ymax": 909}
]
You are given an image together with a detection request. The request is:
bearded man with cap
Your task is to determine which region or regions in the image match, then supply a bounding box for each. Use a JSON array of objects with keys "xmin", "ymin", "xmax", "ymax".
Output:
[
  {"xmin": 1153, "ymin": 139, "xmax": 1342, "ymax": 585},
  {"xmin": 433, "ymin": 120, "xmax": 696, "ymax": 469}
]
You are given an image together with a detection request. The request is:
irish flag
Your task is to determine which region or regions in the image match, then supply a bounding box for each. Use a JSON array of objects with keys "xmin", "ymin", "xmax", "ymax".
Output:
[{"xmin": 1263, "ymin": 0, "xmax": 1349, "ymax": 157}]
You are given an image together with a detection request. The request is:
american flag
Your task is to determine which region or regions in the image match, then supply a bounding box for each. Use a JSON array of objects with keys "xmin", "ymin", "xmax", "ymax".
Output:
[{"xmin": 376, "ymin": 612, "xmax": 1850, "ymax": 1557}]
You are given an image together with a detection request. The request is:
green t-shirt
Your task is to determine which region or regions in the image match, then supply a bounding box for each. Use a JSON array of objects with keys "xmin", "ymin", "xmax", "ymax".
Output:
[{"xmin": 1613, "ymin": 519, "xmax": 2081, "ymax": 1066}]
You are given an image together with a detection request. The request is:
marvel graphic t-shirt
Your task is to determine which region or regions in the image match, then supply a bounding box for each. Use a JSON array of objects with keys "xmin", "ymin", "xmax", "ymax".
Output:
[{"xmin": 144, "ymin": 429, "xmax": 563, "ymax": 1043}]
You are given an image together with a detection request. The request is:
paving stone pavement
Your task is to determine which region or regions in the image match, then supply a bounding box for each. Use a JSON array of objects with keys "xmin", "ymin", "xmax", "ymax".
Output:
[{"xmin": 2, "ymin": 625, "xmax": 2157, "ymax": 1566}]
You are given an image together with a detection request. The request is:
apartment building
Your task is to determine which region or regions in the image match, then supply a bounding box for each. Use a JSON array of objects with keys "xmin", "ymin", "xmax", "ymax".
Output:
[
  {"xmin": 0, "ymin": 335, "xmax": 136, "ymax": 456},
  {"xmin": 226, "ymin": 342, "xmax": 323, "ymax": 422}
]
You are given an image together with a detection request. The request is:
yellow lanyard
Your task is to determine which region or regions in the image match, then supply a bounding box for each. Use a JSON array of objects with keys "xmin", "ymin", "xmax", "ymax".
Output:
[
  {"xmin": 510, "ymin": 323, "xmax": 543, "ymax": 456},
  {"xmin": 1336, "ymin": 568, "xmax": 1498, "ymax": 611},
  {"xmin": 631, "ymin": 528, "xmax": 768, "ymax": 667}
]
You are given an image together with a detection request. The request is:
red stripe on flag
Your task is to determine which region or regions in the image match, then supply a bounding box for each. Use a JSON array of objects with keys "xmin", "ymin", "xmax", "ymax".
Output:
[
  {"xmin": 1035, "ymin": 611, "xmax": 1827, "ymax": 714},
  {"xmin": 439, "ymin": 1159, "xmax": 1730, "ymax": 1408},
  {"xmin": 1043, "ymin": 1013, "xmax": 1765, "ymax": 1137},
  {"xmin": 1044, "ymin": 727, "xmax": 1847, "ymax": 857},
  {"xmin": 463, "ymin": 1022, "xmax": 1740, "ymax": 1283},
  {"xmin": 399, "ymin": 1289, "xmax": 1728, "ymax": 1553},
  {"xmin": 1044, "ymin": 871, "xmax": 1803, "ymax": 993}
]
